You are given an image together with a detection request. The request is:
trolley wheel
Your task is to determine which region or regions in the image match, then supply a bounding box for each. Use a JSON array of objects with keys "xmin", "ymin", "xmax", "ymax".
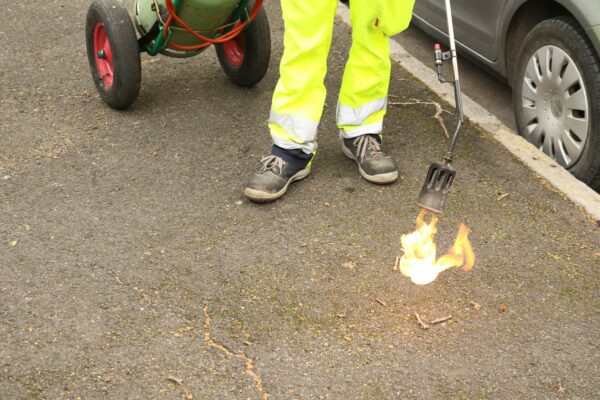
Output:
[
  {"xmin": 85, "ymin": 0, "xmax": 141, "ymax": 110},
  {"xmin": 215, "ymin": 0, "xmax": 271, "ymax": 87}
]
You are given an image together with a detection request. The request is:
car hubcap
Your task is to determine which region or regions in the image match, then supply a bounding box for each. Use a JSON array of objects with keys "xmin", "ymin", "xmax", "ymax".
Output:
[
  {"xmin": 550, "ymin": 95, "xmax": 563, "ymax": 118},
  {"xmin": 520, "ymin": 45, "xmax": 589, "ymax": 167}
]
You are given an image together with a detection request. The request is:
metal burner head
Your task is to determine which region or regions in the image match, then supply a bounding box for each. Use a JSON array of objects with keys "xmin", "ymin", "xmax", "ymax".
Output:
[{"xmin": 417, "ymin": 162, "xmax": 456, "ymax": 214}]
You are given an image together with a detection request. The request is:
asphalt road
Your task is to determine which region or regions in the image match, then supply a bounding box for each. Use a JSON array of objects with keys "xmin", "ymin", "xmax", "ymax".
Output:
[{"xmin": 1, "ymin": 1, "xmax": 599, "ymax": 399}]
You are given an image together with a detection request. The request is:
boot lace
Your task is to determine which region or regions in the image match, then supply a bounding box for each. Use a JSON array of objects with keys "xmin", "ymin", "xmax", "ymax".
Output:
[
  {"xmin": 354, "ymin": 135, "xmax": 383, "ymax": 162},
  {"xmin": 259, "ymin": 155, "xmax": 285, "ymax": 174}
]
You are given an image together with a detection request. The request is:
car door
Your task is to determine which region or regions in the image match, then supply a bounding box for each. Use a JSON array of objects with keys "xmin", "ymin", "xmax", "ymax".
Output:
[{"xmin": 413, "ymin": 0, "xmax": 508, "ymax": 61}]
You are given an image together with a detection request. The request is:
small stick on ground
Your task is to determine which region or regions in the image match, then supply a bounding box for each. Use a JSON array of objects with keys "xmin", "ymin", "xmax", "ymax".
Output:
[
  {"xmin": 167, "ymin": 375, "xmax": 183, "ymax": 385},
  {"xmin": 470, "ymin": 301, "xmax": 481, "ymax": 311},
  {"xmin": 203, "ymin": 305, "xmax": 269, "ymax": 400},
  {"xmin": 431, "ymin": 315, "xmax": 452, "ymax": 324},
  {"xmin": 375, "ymin": 298, "xmax": 388, "ymax": 308},
  {"xmin": 414, "ymin": 312, "xmax": 429, "ymax": 329},
  {"xmin": 497, "ymin": 193, "xmax": 511, "ymax": 201},
  {"xmin": 393, "ymin": 256, "xmax": 400, "ymax": 271},
  {"xmin": 167, "ymin": 376, "xmax": 193, "ymax": 399},
  {"xmin": 389, "ymin": 99, "xmax": 451, "ymax": 139}
]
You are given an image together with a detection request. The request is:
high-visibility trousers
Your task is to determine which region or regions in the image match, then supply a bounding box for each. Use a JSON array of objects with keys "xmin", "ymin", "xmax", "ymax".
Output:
[{"xmin": 268, "ymin": 0, "xmax": 415, "ymax": 155}]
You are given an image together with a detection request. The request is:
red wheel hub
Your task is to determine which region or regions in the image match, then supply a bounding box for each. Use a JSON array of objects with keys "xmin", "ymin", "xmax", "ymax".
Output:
[
  {"xmin": 222, "ymin": 29, "xmax": 245, "ymax": 67},
  {"xmin": 93, "ymin": 22, "xmax": 114, "ymax": 87}
]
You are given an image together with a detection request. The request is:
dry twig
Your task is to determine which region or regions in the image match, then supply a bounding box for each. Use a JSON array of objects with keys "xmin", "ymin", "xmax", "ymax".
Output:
[
  {"xmin": 167, "ymin": 376, "xmax": 194, "ymax": 399},
  {"xmin": 393, "ymin": 256, "xmax": 400, "ymax": 271},
  {"xmin": 389, "ymin": 98, "xmax": 451, "ymax": 138},
  {"xmin": 203, "ymin": 306, "xmax": 269, "ymax": 400},
  {"xmin": 553, "ymin": 381, "xmax": 566, "ymax": 393},
  {"xmin": 167, "ymin": 375, "xmax": 183, "ymax": 385},
  {"xmin": 431, "ymin": 315, "xmax": 452, "ymax": 324},
  {"xmin": 414, "ymin": 312, "xmax": 429, "ymax": 329},
  {"xmin": 497, "ymin": 193, "xmax": 511, "ymax": 201},
  {"xmin": 375, "ymin": 298, "xmax": 388, "ymax": 308}
]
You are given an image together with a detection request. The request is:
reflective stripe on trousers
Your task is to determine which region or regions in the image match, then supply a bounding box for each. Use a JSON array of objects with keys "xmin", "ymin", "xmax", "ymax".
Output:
[
  {"xmin": 268, "ymin": 0, "xmax": 412, "ymax": 152},
  {"xmin": 269, "ymin": 110, "xmax": 319, "ymax": 154},
  {"xmin": 336, "ymin": 97, "xmax": 388, "ymax": 137}
]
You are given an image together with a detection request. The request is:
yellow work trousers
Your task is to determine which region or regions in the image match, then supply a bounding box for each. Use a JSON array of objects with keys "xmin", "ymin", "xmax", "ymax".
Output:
[{"xmin": 268, "ymin": 0, "xmax": 414, "ymax": 155}]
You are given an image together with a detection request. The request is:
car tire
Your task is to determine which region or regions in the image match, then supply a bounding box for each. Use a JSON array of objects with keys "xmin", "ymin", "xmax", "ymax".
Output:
[
  {"xmin": 513, "ymin": 16, "xmax": 600, "ymax": 191},
  {"xmin": 215, "ymin": 0, "xmax": 271, "ymax": 88}
]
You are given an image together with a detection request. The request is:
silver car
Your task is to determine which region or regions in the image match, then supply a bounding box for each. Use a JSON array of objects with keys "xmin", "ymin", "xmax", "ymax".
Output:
[{"xmin": 412, "ymin": 0, "xmax": 600, "ymax": 191}]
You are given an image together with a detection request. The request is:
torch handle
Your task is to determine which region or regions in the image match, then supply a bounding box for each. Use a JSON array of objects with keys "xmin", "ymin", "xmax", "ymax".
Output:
[
  {"xmin": 442, "ymin": 0, "xmax": 464, "ymax": 164},
  {"xmin": 445, "ymin": 0, "xmax": 459, "ymax": 82}
]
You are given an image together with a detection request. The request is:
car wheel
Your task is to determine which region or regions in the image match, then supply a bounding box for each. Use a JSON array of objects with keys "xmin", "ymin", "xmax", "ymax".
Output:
[{"xmin": 513, "ymin": 16, "xmax": 600, "ymax": 191}]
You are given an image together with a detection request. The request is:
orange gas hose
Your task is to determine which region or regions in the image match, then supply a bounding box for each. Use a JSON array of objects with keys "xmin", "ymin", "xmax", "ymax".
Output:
[{"xmin": 163, "ymin": 0, "xmax": 263, "ymax": 51}]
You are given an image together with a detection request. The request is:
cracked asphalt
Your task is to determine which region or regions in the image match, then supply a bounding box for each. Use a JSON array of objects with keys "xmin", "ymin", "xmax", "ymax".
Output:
[{"xmin": 1, "ymin": 1, "xmax": 599, "ymax": 399}]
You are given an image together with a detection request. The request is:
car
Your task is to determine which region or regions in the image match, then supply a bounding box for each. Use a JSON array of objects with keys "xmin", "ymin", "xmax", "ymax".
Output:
[{"xmin": 410, "ymin": 0, "xmax": 600, "ymax": 192}]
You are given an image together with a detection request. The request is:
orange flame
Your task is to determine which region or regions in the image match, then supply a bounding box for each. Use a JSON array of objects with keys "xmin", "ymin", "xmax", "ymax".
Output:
[{"xmin": 399, "ymin": 210, "xmax": 475, "ymax": 285}]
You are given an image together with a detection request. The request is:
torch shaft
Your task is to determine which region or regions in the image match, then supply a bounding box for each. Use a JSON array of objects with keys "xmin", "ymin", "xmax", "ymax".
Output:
[{"xmin": 443, "ymin": 0, "xmax": 464, "ymax": 164}]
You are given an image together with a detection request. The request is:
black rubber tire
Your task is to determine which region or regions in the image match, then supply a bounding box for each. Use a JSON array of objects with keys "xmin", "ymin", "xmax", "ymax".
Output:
[
  {"xmin": 85, "ymin": 0, "xmax": 141, "ymax": 110},
  {"xmin": 512, "ymin": 16, "xmax": 600, "ymax": 191},
  {"xmin": 215, "ymin": 1, "xmax": 271, "ymax": 87}
]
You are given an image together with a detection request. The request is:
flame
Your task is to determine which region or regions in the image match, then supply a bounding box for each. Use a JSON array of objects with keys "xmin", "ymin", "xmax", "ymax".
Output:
[{"xmin": 399, "ymin": 210, "xmax": 475, "ymax": 285}]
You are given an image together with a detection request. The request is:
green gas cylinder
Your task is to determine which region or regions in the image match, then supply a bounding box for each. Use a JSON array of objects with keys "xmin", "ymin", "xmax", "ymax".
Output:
[{"xmin": 134, "ymin": 0, "xmax": 240, "ymax": 55}]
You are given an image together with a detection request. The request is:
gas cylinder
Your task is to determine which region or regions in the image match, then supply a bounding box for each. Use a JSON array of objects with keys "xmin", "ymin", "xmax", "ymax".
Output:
[{"xmin": 134, "ymin": 0, "xmax": 240, "ymax": 54}]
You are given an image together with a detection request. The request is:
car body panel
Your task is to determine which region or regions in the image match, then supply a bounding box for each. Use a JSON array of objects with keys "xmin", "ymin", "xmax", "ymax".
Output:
[
  {"xmin": 409, "ymin": 14, "xmax": 508, "ymax": 81},
  {"xmin": 412, "ymin": 0, "xmax": 600, "ymax": 80},
  {"xmin": 588, "ymin": 24, "xmax": 600, "ymax": 55},
  {"xmin": 552, "ymin": 0, "xmax": 600, "ymax": 27},
  {"xmin": 412, "ymin": 0, "xmax": 508, "ymax": 61}
]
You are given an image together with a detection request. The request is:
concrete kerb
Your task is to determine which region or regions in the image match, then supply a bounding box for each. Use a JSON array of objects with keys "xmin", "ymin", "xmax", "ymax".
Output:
[{"xmin": 336, "ymin": 3, "xmax": 600, "ymax": 223}]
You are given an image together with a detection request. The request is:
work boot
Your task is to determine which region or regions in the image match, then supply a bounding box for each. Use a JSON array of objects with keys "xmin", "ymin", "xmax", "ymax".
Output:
[
  {"xmin": 341, "ymin": 134, "xmax": 398, "ymax": 184},
  {"xmin": 244, "ymin": 155, "xmax": 311, "ymax": 202}
]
